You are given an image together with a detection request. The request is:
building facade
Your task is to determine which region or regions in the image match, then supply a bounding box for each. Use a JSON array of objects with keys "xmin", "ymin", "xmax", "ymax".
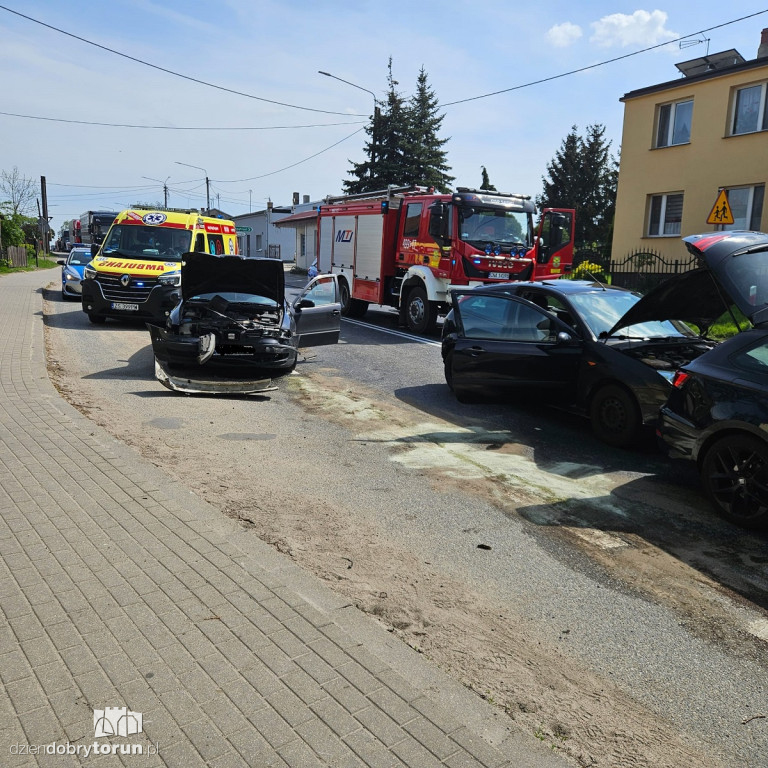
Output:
[{"xmin": 611, "ymin": 30, "xmax": 768, "ymax": 263}]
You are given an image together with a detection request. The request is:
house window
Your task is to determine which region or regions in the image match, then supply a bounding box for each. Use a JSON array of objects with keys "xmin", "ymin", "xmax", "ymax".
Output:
[
  {"xmin": 648, "ymin": 193, "xmax": 683, "ymax": 237},
  {"xmin": 300, "ymin": 233, "xmax": 306, "ymax": 258},
  {"xmin": 721, "ymin": 185, "xmax": 765, "ymax": 231},
  {"xmin": 255, "ymin": 234, "xmax": 263, "ymax": 251},
  {"xmin": 656, "ymin": 99, "xmax": 693, "ymax": 147},
  {"xmin": 731, "ymin": 83, "xmax": 768, "ymax": 134}
]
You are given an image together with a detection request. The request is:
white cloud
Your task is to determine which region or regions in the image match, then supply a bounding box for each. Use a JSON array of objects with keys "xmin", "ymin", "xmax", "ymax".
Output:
[
  {"xmin": 590, "ymin": 10, "xmax": 678, "ymax": 48},
  {"xmin": 546, "ymin": 22, "xmax": 583, "ymax": 48}
]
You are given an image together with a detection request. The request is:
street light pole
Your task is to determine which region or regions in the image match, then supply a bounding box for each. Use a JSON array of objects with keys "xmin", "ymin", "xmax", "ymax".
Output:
[
  {"xmin": 174, "ymin": 162, "xmax": 210, "ymax": 213},
  {"xmin": 318, "ymin": 71, "xmax": 378, "ymax": 178}
]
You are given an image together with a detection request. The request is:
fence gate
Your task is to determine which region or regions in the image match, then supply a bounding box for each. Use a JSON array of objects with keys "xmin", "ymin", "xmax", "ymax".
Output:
[{"xmin": 7, "ymin": 246, "xmax": 27, "ymax": 268}]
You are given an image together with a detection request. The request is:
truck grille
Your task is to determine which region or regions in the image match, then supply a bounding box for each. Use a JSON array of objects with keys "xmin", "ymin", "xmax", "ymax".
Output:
[{"xmin": 96, "ymin": 273, "xmax": 160, "ymax": 302}]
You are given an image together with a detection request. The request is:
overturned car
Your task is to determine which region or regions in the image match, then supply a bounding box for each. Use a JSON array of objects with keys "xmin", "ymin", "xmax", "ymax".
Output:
[{"xmin": 147, "ymin": 253, "xmax": 340, "ymax": 393}]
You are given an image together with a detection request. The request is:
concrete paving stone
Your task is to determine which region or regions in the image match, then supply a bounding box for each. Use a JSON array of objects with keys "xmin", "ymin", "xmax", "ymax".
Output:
[
  {"xmin": 58, "ymin": 644, "xmax": 99, "ymax": 678},
  {"xmin": 254, "ymin": 642, "xmax": 302, "ymax": 680},
  {"xmin": 83, "ymin": 595, "xmax": 125, "ymax": 623},
  {"xmin": 157, "ymin": 689, "xmax": 206, "ymax": 729},
  {"xmin": 276, "ymin": 734, "xmax": 326, "ymax": 768},
  {"xmin": 310, "ymin": 697, "xmax": 362, "ymax": 740},
  {"xmin": 280, "ymin": 614, "xmax": 324, "ymax": 646},
  {"xmin": 35, "ymin": 660, "xmax": 77, "ymax": 698},
  {"xmin": 228, "ymin": 724, "xmax": 290, "ymax": 766},
  {"xmin": 197, "ymin": 653, "xmax": 242, "ymax": 687},
  {"xmin": 295, "ymin": 718, "xmax": 369, "ymax": 768},
  {"xmin": 365, "ymin": 687, "xmax": 417, "ymax": 728},
  {"xmin": 9, "ymin": 612, "xmax": 47, "ymax": 643},
  {"xmin": 81, "ymin": 631, "xmax": 123, "ymax": 661},
  {"xmin": 55, "ymin": 589, "xmax": 91, "ymax": 615},
  {"xmin": 198, "ymin": 615, "xmax": 238, "ymax": 646},
  {"xmin": 444, "ymin": 753, "xmax": 496, "ymax": 768},
  {"xmin": 293, "ymin": 649, "xmax": 339, "ymax": 688},
  {"xmin": 389, "ymin": 735, "xmax": 447, "ymax": 768},
  {"xmin": 145, "ymin": 639, "xmax": 195, "ymax": 675},
  {"xmin": 247, "ymin": 608, "xmax": 285, "ymax": 636},
  {"xmin": 409, "ymin": 694, "xmax": 464, "ymax": 735},
  {"xmin": 343, "ymin": 729, "xmax": 405, "ymax": 768},
  {"xmin": 337, "ymin": 659, "xmax": 384, "ymax": 697},
  {"xmin": 176, "ymin": 625, "xmax": 220, "ymax": 659},
  {"xmin": 10, "ymin": 567, "xmax": 44, "ymax": 591},
  {"xmin": 6, "ymin": 675, "xmax": 51, "ymax": 716},
  {"xmin": 261, "ymin": 596, "xmax": 302, "ymax": 624},
  {"xmin": 181, "ymin": 718, "xmax": 232, "ymax": 763},
  {"xmin": 46, "ymin": 621, "xmax": 84, "ymax": 652},
  {"xmin": 74, "ymin": 668, "xmax": 119, "ymax": 704},
  {"xmin": 266, "ymin": 687, "xmax": 316, "ymax": 728},
  {"xmin": 319, "ymin": 621, "xmax": 359, "ymax": 650},
  {"xmin": 207, "ymin": 750, "xmax": 251, "ymax": 768},
  {"xmin": 403, "ymin": 715, "xmax": 459, "ymax": 761},
  {"xmin": 249, "ymin": 705, "xmax": 298, "ymax": 751},
  {"xmin": 2, "ymin": 592, "xmax": 36, "ymax": 620},
  {"xmin": 18, "ymin": 705, "xmax": 64, "ymax": 744},
  {"xmin": 99, "ymin": 652, "xmax": 143, "ymax": 688},
  {"xmin": 354, "ymin": 706, "xmax": 408, "ymax": 749},
  {"xmin": 199, "ymin": 692, "xmax": 252, "ymax": 738},
  {"xmin": 323, "ymin": 677, "xmax": 371, "ymax": 716},
  {"xmin": 448, "ymin": 727, "xmax": 511, "ymax": 768},
  {"xmin": 143, "ymin": 660, "xmax": 185, "ymax": 695},
  {"xmin": 307, "ymin": 637, "xmax": 363, "ymax": 672},
  {"xmin": 155, "ymin": 738, "xmax": 205, "ymax": 768},
  {"xmin": 19, "ymin": 634, "xmax": 59, "ymax": 668},
  {"xmin": 1, "ymin": 649, "xmax": 33, "ymax": 685},
  {"xmin": 240, "ymin": 657, "xmax": 284, "ymax": 699},
  {"xmin": 114, "ymin": 676, "xmax": 156, "ymax": 712},
  {"xmin": 271, "ymin": 628, "xmax": 314, "ymax": 660},
  {"xmin": 46, "ymin": 689, "xmax": 90, "ymax": 729},
  {"xmin": 214, "ymin": 635, "xmax": 260, "ymax": 671},
  {"xmin": 137, "ymin": 618, "xmax": 182, "ymax": 652},
  {"xmin": 279, "ymin": 668, "xmax": 329, "ymax": 707}
]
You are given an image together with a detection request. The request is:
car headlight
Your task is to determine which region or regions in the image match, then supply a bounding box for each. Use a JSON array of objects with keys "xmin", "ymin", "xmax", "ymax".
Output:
[
  {"xmin": 157, "ymin": 272, "xmax": 181, "ymax": 286},
  {"xmin": 84, "ymin": 266, "xmax": 97, "ymax": 280},
  {"xmin": 64, "ymin": 271, "xmax": 79, "ymax": 281}
]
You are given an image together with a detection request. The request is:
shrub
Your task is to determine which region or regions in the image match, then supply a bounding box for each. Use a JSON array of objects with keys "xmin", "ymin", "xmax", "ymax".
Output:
[{"xmin": 571, "ymin": 260, "xmax": 608, "ymax": 282}]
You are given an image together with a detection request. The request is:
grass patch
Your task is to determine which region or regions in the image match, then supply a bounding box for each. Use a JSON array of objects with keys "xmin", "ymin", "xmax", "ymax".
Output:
[{"xmin": 0, "ymin": 257, "xmax": 59, "ymax": 274}]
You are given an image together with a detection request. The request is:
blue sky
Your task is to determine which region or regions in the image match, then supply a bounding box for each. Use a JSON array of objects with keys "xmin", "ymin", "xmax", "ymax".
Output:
[{"xmin": 2, "ymin": 1, "xmax": 767, "ymax": 236}]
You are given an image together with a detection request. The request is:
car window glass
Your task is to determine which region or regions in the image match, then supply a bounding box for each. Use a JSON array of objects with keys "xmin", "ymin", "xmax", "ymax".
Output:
[
  {"xmin": 457, "ymin": 295, "xmax": 552, "ymax": 342},
  {"xmin": 302, "ymin": 276, "xmax": 337, "ymax": 306},
  {"xmin": 732, "ymin": 337, "xmax": 768, "ymax": 375}
]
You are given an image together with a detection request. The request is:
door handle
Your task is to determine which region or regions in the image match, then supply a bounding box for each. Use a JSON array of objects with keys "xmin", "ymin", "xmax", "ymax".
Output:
[
  {"xmin": 332, "ymin": 310, "xmax": 341, "ymax": 316},
  {"xmin": 468, "ymin": 346, "xmax": 486, "ymax": 356}
]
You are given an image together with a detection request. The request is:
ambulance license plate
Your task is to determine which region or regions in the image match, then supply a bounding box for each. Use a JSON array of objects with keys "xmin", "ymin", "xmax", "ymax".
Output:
[
  {"xmin": 111, "ymin": 302, "xmax": 139, "ymax": 311},
  {"xmin": 488, "ymin": 272, "xmax": 508, "ymax": 279}
]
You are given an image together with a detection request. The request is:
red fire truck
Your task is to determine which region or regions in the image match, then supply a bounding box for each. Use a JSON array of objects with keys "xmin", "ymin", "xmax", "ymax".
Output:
[{"xmin": 315, "ymin": 186, "xmax": 575, "ymax": 333}]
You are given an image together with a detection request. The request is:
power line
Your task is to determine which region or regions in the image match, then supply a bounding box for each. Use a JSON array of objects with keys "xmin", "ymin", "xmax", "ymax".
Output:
[
  {"xmin": 0, "ymin": 110, "xmax": 365, "ymax": 131},
  {"xmin": 0, "ymin": 4, "xmax": 367, "ymax": 118},
  {"xmin": 442, "ymin": 10, "xmax": 768, "ymax": 106}
]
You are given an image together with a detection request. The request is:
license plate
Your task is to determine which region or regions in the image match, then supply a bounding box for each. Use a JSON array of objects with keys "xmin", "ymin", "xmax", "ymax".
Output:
[
  {"xmin": 111, "ymin": 302, "xmax": 139, "ymax": 311},
  {"xmin": 488, "ymin": 272, "xmax": 508, "ymax": 280}
]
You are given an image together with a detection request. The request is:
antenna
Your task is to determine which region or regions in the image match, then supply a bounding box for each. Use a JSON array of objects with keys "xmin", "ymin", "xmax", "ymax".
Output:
[{"xmin": 679, "ymin": 35, "xmax": 710, "ymax": 55}]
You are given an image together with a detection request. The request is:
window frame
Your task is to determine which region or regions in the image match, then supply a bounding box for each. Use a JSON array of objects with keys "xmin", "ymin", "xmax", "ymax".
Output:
[
  {"xmin": 647, "ymin": 192, "xmax": 684, "ymax": 237},
  {"xmin": 655, "ymin": 98, "xmax": 693, "ymax": 147},
  {"xmin": 719, "ymin": 184, "xmax": 765, "ymax": 231},
  {"xmin": 730, "ymin": 82, "xmax": 768, "ymax": 135}
]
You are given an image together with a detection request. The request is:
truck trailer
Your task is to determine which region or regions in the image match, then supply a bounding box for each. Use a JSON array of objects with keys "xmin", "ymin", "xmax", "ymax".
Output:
[{"xmin": 313, "ymin": 186, "xmax": 575, "ymax": 333}]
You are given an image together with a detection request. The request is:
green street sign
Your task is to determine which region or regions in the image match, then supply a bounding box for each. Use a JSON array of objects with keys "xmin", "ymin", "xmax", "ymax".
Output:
[{"xmin": 236, "ymin": 226, "xmax": 252, "ymax": 233}]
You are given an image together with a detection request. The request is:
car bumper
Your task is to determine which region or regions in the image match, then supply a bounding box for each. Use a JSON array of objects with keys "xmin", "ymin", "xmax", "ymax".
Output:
[
  {"xmin": 657, "ymin": 407, "xmax": 698, "ymax": 461},
  {"xmin": 62, "ymin": 281, "xmax": 82, "ymax": 297},
  {"xmin": 81, "ymin": 278, "xmax": 179, "ymax": 322},
  {"xmin": 147, "ymin": 325, "xmax": 298, "ymax": 370}
]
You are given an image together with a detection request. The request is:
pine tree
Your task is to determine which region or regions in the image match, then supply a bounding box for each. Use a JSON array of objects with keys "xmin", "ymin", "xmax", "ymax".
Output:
[
  {"xmin": 343, "ymin": 62, "xmax": 453, "ymax": 194},
  {"xmin": 536, "ymin": 125, "xmax": 617, "ymax": 248},
  {"xmin": 480, "ymin": 166, "xmax": 497, "ymax": 191},
  {"xmin": 404, "ymin": 67, "xmax": 454, "ymax": 192}
]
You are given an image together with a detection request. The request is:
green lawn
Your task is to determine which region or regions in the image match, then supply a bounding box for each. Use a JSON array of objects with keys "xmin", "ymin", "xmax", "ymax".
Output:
[{"xmin": 0, "ymin": 257, "xmax": 59, "ymax": 275}]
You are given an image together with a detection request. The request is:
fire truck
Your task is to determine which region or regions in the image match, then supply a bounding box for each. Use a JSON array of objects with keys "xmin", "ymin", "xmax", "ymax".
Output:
[{"xmin": 315, "ymin": 186, "xmax": 575, "ymax": 333}]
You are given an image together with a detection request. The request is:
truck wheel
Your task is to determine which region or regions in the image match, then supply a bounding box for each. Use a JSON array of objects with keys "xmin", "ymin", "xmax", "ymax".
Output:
[
  {"xmin": 405, "ymin": 286, "xmax": 437, "ymax": 334},
  {"xmin": 88, "ymin": 313, "xmax": 106, "ymax": 325},
  {"xmin": 339, "ymin": 280, "xmax": 368, "ymax": 318},
  {"xmin": 589, "ymin": 384, "xmax": 639, "ymax": 448}
]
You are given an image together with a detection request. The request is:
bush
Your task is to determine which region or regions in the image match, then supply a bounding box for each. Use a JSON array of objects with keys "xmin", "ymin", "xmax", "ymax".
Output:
[{"xmin": 570, "ymin": 260, "xmax": 609, "ymax": 282}]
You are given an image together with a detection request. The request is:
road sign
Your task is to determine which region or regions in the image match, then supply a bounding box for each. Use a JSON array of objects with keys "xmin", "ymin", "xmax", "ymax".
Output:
[
  {"xmin": 706, "ymin": 189, "xmax": 734, "ymax": 225},
  {"xmin": 236, "ymin": 226, "xmax": 252, "ymax": 233}
]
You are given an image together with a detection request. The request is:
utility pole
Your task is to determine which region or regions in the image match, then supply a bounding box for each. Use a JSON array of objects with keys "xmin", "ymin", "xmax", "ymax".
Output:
[{"xmin": 40, "ymin": 175, "xmax": 50, "ymax": 257}]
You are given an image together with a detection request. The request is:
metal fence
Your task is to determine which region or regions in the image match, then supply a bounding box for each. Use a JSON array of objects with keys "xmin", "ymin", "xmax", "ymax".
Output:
[{"xmin": 572, "ymin": 246, "xmax": 699, "ymax": 293}]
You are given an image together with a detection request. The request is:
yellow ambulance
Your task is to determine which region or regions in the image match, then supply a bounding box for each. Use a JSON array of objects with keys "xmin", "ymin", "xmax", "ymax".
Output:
[{"xmin": 81, "ymin": 208, "xmax": 238, "ymax": 324}]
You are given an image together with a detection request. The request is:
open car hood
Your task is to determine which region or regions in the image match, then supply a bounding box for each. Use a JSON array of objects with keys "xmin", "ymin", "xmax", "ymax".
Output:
[
  {"xmin": 607, "ymin": 231, "xmax": 768, "ymax": 336},
  {"xmin": 180, "ymin": 253, "xmax": 284, "ymax": 304},
  {"xmin": 606, "ymin": 267, "xmax": 730, "ymax": 337},
  {"xmin": 683, "ymin": 231, "xmax": 768, "ymax": 327}
]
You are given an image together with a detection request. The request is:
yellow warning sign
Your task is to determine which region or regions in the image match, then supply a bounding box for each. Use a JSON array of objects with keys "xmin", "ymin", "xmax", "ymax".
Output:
[{"xmin": 706, "ymin": 189, "xmax": 734, "ymax": 225}]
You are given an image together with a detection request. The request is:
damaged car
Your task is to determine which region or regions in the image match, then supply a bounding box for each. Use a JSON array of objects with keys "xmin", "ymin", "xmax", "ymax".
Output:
[
  {"xmin": 442, "ymin": 266, "xmax": 729, "ymax": 447},
  {"xmin": 658, "ymin": 231, "xmax": 768, "ymax": 528},
  {"xmin": 147, "ymin": 253, "xmax": 340, "ymax": 393}
]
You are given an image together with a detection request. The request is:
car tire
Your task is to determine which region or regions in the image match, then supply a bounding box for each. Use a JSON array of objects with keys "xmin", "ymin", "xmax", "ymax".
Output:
[
  {"xmin": 700, "ymin": 434, "xmax": 768, "ymax": 529},
  {"xmin": 589, "ymin": 384, "xmax": 640, "ymax": 448},
  {"xmin": 339, "ymin": 280, "xmax": 369, "ymax": 319},
  {"xmin": 405, "ymin": 286, "xmax": 437, "ymax": 334},
  {"xmin": 88, "ymin": 313, "xmax": 106, "ymax": 325}
]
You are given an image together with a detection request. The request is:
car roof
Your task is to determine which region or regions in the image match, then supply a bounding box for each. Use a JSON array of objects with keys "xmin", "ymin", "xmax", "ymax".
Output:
[{"xmin": 470, "ymin": 279, "xmax": 635, "ymax": 296}]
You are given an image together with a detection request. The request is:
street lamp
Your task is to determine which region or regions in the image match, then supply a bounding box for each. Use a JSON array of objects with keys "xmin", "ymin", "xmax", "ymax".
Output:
[
  {"xmin": 142, "ymin": 176, "xmax": 170, "ymax": 208},
  {"xmin": 175, "ymin": 162, "xmax": 210, "ymax": 212},
  {"xmin": 318, "ymin": 71, "xmax": 379, "ymax": 178}
]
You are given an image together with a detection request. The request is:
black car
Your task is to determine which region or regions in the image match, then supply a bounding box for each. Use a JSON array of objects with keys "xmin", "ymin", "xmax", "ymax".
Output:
[
  {"xmin": 658, "ymin": 231, "xmax": 768, "ymax": 529},
  {"xmin": 147, "ymin": 253, "xmax": 341, "ymax": 393},
  {"xmin": 442, "ymin": 275, "xmax": 722, "ymax": 447}
]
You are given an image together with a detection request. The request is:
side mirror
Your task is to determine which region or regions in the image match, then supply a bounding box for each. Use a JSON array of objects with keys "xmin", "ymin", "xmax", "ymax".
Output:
[
  {"xmin": 428, "ymin": 202, "xmax": 448, "ymax": 241},
  {"xmin": 294, "ymin": 298, "xmax": 315, "ymax": 310},
  {"xmin": 556, "ymin": 331, "xmax": 573, "ymax": 344},
  {"xmin": 57, "ymin": 259, "xmax": 66, "ymax": 266}
]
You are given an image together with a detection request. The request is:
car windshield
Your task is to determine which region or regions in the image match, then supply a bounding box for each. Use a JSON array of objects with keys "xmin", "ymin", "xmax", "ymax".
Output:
[
  {"xmin": 101, "ymin": 225, "xmax": 191, "ymax": 261},
  {"xmin": 458, "ymin": 207, "xmax": 531, "ymax": 246},
  {"xmin": 568, "ymin": 290, "xmax": 696, "ymax": 339},
  {"xmin": 187, "ymin": 292, "xmax": 279, "ymax": 309},
  {"xmin": 68, "ymin": 252, "xmax": 91, "ymax": 265}
]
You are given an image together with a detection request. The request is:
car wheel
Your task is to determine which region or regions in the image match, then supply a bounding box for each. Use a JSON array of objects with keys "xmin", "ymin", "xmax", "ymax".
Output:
[
  {"xmin": 88, "ymin": 313, "xmax": 106, "ymax": 325},
  {"xmin": 589, "ymin": 384, "xmax": 640, "ymax": 448},
  {"xmin": 339, "ymin": 280, "xmax": 352, "ymax": 316},
  {"xmin": 405, "ymin": 286, "xmax": 437, "ymax": 334},
  {"xmin": 700, "ymin": 434, "xmax": 768, "ymax": 529}
]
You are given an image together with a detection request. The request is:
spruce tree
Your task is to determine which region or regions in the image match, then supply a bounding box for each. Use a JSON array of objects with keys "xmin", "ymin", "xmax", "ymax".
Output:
[
  {"xmin": 404, "ymin": 67, "xmax": 454, "ymax": 192},
  {"xmin": 480, "ymin": 166, "xmax": 497, "ymax": 191}
]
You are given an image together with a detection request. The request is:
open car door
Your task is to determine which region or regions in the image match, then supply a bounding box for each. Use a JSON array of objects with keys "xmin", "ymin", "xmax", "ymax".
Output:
[{"xmin": 294, "ymin": 274, "xmax": 341, "ymax": 347}]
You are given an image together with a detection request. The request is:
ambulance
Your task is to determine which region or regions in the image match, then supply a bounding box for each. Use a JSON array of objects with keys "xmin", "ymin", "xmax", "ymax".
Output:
[{"xmin": 81, "ymin": 208, "xmax": 238, "ymax": 324}]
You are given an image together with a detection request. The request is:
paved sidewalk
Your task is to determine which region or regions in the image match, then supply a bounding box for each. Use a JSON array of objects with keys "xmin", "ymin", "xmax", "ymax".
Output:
[{"xmin": 0, "ymin": 269, "xmax": 570, "ymax": 768}]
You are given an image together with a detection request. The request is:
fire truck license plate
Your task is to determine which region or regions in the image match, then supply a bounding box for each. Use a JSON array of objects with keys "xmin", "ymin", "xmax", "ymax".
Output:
[
  {"xmin": 488, "ymin": 272, "xmax": 508, "ymax": 279},
  {"xmin": 111, "ymin": 302, "xmax": 139, "ymax": 311}
]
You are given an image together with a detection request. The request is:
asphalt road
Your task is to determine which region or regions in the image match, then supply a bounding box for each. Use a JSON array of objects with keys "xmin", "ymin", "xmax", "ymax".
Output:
[{"xmin": 44, "ymin": 281, "xmax": 768, "ymax": 767}]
